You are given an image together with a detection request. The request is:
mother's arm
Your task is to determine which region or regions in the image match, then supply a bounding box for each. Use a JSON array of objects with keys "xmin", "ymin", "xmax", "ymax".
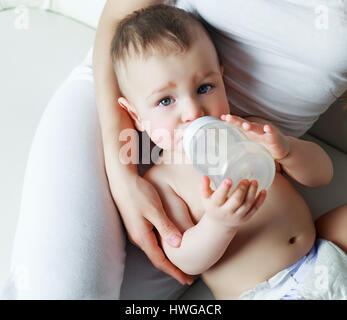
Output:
[{"xmin": 92, "ymin": 0, "xmax": 192, "ymax": 285}]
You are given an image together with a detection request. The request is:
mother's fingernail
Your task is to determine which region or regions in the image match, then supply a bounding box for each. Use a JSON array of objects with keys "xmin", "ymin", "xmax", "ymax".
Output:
[
  {"xmin": 168, "ymin": 234, "xmax": 182, "ymax": 247},
  {"xmin": 224, "ymin": 178, "xmax": 232, "ymax": 186}
]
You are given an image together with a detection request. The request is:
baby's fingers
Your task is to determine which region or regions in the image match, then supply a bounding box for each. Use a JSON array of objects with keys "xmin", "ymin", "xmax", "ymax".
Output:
[
  {"xmin": 233, "ymin": 180, "xmax": 258, "ymax": 216},
  {"xmin": 201, "ymin": 175, "xmax": 213, "ymax": 199},
  {"xmin": 240, "ymin": 120, "xmax": 265, "ymax": 135},
  {"xmin": 210, "ymin": 178, "xmax": 233, "ymax": 206},
  {"xmin": 221, "ymin": 114, "xmax": 264, "ymax": 135},
  {"xmin": 239, "ymin": 189, "xmax": 267, "ymax": 223},
  {"xmin": 221, "ymin": 114, "xmax": 244, "ymax": 128},
  {"xmin": 263, "ymin": 124, "xmax": 273, "ymax": 134},
  {"xmin": 222, "ymin": 179, "xmax": 250, "ymax": 212}
]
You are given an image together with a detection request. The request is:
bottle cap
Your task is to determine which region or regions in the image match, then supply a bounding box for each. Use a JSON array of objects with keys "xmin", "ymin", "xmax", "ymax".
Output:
[{"xmin": 183, "ymin": 116, "xmax": 221, "ymax": 159}]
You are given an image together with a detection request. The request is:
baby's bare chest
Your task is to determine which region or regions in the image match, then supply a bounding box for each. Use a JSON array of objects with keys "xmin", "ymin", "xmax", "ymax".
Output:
[
  {"xmin": 166, "ymin": 165, "xmax": 314, "ymax": 242},
  {"xmin": 166, "ymin": 166, "xmax": 316, "ymax": 298},
  {"xmin": 166, "ymin": 164, "xmax": 205, "ymax": 223}
]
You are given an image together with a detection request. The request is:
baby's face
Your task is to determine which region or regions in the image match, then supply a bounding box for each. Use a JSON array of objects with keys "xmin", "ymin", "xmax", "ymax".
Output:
[{"xmin": 118, "ymin": 31, "xmax": 230, "ymax": 151}]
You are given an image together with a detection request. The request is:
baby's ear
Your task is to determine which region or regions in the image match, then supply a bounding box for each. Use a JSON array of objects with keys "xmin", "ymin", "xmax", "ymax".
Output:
[
  {"xmin": 117, "ymin": 97, "xmax": 129, "ymax": 111},
  {"xmin": 220, "ymin": 65, "xmax": 224, "ymax": 76},
  {"xmin": 117, "ymin": 97, "xmax": 144, "ymax": 131}
]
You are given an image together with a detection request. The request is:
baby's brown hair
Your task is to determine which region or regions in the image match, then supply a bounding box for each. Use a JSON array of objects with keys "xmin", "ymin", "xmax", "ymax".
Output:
[{"xmin": 110, "ymin": 4, "xmax": 211, "ymax": 68}]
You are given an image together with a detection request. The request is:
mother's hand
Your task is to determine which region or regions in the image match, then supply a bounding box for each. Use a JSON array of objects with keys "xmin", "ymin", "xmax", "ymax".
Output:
[{"xmin": 114, "ymin": 174, "xmax": 194, "ymax": 286}]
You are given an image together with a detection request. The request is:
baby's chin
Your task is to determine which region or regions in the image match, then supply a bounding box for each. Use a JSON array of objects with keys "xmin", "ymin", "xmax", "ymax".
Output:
[
  {"xmin": 158, "ymin": 148, "xmax": 190, "ymax": 166},
  {"xmin": 156, "ymin": 137, "xmax": 188, "ymax": 160},
  {"xmin": 151, "ymin": 134, "xmax": 182, "ymax": 150},
  {"xmin": 158, "ymin": 145, "xmax": 184, "ymax": 155}
]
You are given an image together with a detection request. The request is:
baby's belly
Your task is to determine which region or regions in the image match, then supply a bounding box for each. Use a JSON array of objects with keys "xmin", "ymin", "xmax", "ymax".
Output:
[{"xmin": 201, "ymin": 173, "xmax": 316, "ymax": 300}]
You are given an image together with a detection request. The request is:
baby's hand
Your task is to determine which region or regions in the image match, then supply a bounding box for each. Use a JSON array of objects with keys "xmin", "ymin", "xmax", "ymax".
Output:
[
  {"xmin": 201, "ymin": 176, "xmax": 266, "ymax": 228},
  {"xmin": 221, "ymin": 114, "xmax": 290, "ymax": 160}
]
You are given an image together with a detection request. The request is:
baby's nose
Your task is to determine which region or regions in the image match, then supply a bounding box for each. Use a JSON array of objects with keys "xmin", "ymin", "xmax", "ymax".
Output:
[{"xmin": 182, "ymin": 102, "xmax": 205, "ymax": 122}]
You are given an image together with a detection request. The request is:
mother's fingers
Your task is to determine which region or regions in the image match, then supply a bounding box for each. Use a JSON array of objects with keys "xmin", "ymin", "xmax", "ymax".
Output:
[
  {"xmin": 141, "ymin": 230, "xmax": 193, "ymax": 285},
  {"xmin": 147, "ymin": 208, "xmax": 183, "ymax": 248}
]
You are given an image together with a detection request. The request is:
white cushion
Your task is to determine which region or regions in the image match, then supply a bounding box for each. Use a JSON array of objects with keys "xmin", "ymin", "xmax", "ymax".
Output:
[
  {"xmin": 50, "ymin": 0, "xmax": 106, "ymax": 29},
  {"xmin": 0, "ymin": 0, "xmax": 106, "ymax": 28},
  {"xmin": 0, "ymin": 7, "xmax": 95, "ymax": 291}
]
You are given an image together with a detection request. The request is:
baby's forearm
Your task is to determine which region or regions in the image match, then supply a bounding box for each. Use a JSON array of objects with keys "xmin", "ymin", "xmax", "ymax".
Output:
[
  {"xmin": 162, "ymin": 214, "xmax": 237, "ymax": 275},
  {"xmin": 278, "ymin": 136, "xmax": 333, "ymax": 187}
]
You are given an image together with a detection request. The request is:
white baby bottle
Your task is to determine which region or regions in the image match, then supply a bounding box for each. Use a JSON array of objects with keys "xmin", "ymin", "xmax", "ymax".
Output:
[{"xmin": 182, "ymin": 116, "xmax": 275, "ymax": 195}]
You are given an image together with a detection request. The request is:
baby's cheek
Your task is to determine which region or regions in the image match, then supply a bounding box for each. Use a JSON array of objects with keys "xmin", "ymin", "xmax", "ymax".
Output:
[
  {"xmin": 213, "ymin": 103, "xmax": 230, "ymax": 118},
  {"xmin": 209, "ymin": 93, "xmax": 230, "ymax": 117},
  {"xmin": 149, "ymin": 122, "xmax": 176, "ymax": 150}
]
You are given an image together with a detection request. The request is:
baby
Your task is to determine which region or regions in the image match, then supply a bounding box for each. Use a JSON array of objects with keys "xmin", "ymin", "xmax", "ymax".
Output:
[{"xmin": 111, "ymin": 4, "xmax": 347, "ymax": 299}]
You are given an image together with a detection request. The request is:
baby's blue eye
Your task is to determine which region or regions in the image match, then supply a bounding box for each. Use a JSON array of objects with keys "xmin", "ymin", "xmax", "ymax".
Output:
[
  {"xmin": 158, "ymin": 97, "xmax": 173, "ymax": 107},
  {"xmin": 198, "ymin": 84, "xmax": 213, "ymax": 94}
]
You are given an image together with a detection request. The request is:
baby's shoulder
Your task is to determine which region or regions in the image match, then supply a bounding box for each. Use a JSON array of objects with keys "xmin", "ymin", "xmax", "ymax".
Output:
[
  {"xmin": 143, "ymin": 162, "xmax": 175, "ymax": 190},
  {"xmin": 143, "ymin": 163, "xmax": 196, "ymax": 233}
]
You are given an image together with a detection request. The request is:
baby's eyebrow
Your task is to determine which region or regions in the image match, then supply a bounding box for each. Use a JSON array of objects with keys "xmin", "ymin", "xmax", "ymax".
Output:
[
  {"xmin": 146, "ymin": 70, "xmax": 219, "ymax": 101},
  {"xmin": 197, "ymin": 70, "xmax": 219, "ymax": 81},
  {"xmin": 146, "ymin": 82, "xmax": 177, "ymax": 101}
]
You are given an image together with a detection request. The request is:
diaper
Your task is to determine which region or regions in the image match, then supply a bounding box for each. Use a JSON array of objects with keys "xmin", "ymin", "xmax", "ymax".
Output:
[{"xmin": 239, "ymin": 239, "xmax": 347, "ymax": 300}]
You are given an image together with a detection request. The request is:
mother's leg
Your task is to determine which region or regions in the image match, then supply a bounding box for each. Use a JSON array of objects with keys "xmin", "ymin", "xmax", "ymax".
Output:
[{"xmin": 0, "ymin": 52, "xmax": 126, "ymax": 299}]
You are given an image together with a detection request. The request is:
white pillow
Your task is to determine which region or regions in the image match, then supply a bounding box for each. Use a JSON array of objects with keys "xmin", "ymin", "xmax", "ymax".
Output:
[
  {"xmin": 50, "ymin": 0, "xmax": 106, "ymax": 29},
  {"xmin": 0, "ymin": 0, "xmax": 50, "ymax": 10},
  {"xmin": 0, "ymin": 0, "xmax": 106, "ymax": 29}
]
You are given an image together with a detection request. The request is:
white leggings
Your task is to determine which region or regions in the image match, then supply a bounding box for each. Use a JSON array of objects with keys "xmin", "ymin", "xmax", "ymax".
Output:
[
  {"xmin": 0, "ymin": 48, "xmax": 187, "ymax": 300},
  {"xmin": 1, "ymin": 48, "xmax": 125, "ymax": 299}
]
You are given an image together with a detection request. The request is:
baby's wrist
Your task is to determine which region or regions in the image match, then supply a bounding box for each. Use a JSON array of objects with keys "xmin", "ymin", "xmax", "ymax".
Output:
[
  {"xmin": 276, "ymin": 136, "xmax": 292, "ymax": 162},
  {"xmin": 204, "ymin": 213, "xmax": 238, "ymax": 234}
]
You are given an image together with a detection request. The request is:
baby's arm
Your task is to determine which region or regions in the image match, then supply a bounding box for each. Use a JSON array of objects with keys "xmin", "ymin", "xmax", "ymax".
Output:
[
  {"xmin": 144, "ymin": 169, "xmax": 265, "ymax": 275},
  {"xmin": 277, "ymin": 134, "xmax": 333, "ymax": 187},
  {"xmin": 222, "ymin": 115, "xmax": 333, "ymax": 188}
]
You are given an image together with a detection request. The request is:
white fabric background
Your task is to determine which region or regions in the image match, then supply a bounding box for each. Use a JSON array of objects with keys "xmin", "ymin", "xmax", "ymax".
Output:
[{"xmin": 0, "ymin": 0, "xmax": 106, "ymax": 28}]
